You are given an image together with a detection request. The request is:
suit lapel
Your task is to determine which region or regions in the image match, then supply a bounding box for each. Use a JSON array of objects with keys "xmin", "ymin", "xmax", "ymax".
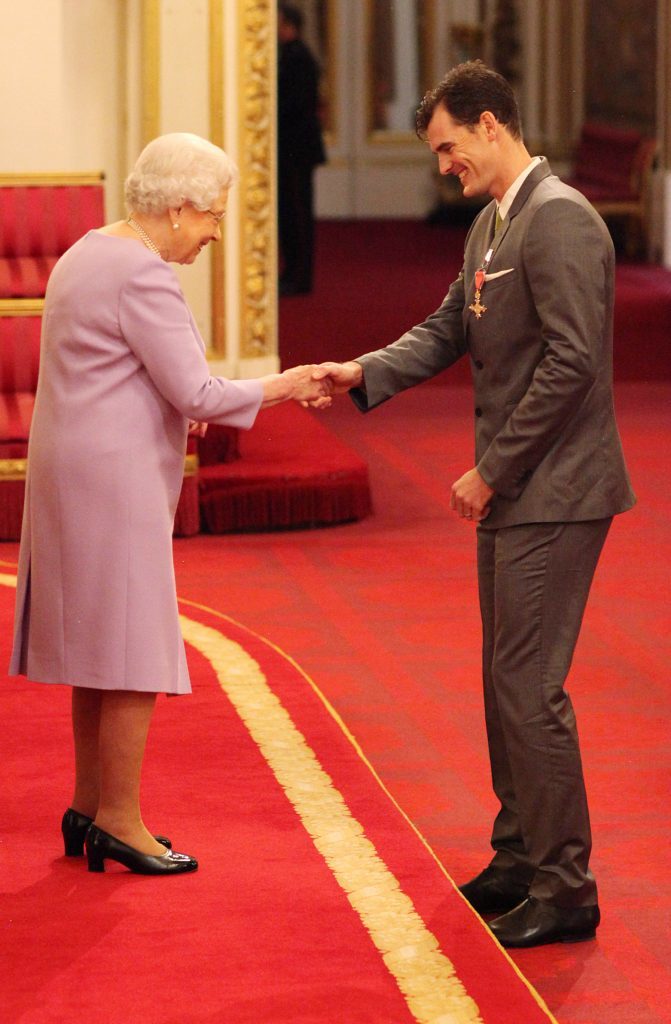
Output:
[
  {"xmin": 463, "ymin": 159, "xmax": 554, "ymax": 334},
  {"xmin": 507, "ymin": 157, "xmax": 553, "ymax": 222},
  {"xmin": 488, "ymin": 159, "xmax": 553, "ymax": 261}
]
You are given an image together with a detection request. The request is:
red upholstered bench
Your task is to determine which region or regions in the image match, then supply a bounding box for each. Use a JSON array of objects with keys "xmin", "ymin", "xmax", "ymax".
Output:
[
  {"xmin": 0, "ymin": 174, "xmax": 105, "ymax": 301},
  {"xmin": 563, "ymin": 122, "xmax": 656, "ymax": 256}
]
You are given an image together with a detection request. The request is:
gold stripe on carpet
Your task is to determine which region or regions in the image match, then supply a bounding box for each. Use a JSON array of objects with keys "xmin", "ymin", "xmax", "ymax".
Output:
[{"xmin": 180, "ymin": 614, "xmax": 483, "ymax": 1024}]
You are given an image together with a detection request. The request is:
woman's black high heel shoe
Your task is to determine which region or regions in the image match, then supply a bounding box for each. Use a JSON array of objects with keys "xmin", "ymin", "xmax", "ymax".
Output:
[
  {"xmin": 85, "ymin": 824, "xmax": 198, "ymax": 875},
  {"xmin": 61, "ymin": 808, "xmax": 172, "ymax": 857}
]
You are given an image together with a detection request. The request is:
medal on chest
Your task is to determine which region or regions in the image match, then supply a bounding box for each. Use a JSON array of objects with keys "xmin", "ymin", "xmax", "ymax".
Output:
[{"xmin": 469, "ymin": 247, "xmax": 494, "ymax": 319}]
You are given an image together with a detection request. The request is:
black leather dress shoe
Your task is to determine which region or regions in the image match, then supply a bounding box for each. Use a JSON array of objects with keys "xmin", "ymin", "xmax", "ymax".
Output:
[
  {"xmin": 459, "ymin": 865, "xmax": 530, "ymax": 915},
  {"xmin": 489, "ymin": 896, "xmax": 600, "ymax": 948},
  {"xmin": 85, "ymin": 825, "xmax": 198, "ymax": 875},
  {"xmin": 62, "ymin": 808, "xmax": 172, "ymax": 857}
]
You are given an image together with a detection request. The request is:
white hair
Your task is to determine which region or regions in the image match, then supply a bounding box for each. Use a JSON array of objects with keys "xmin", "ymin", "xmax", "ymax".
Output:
[{"xmin": 124, "ymin": 132, "xmax": 238, "ymax": 214}]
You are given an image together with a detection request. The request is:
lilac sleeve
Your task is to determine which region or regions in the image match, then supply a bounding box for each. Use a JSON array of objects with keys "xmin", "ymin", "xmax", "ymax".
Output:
[{"xmin": 118, "ymin": 257, "xmax": 264, "ymax": 429}]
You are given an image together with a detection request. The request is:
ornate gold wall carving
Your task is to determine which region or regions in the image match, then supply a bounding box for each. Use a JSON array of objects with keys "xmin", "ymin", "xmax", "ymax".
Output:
[{"xmin": 238, "ymin": 0, "xmax": 276, "ymax": 359}]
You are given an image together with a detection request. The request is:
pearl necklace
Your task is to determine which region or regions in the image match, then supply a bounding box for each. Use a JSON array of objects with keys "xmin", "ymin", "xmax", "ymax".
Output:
[{"xmin": 127, "ymin": 217, "xmax": 162, "ymax": 257}]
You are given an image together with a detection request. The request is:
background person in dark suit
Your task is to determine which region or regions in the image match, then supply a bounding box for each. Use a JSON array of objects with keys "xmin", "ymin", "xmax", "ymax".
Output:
[
  {"xmin": 311, "ymin": 60, "xmax": 635, "ymax": 948},
  {"xmin": 277, "ymin": 2, "xmax": 326, "ymax": 296}
]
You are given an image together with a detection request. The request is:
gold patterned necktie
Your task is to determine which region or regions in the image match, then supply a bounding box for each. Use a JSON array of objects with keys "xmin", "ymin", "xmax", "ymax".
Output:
[{"xmin": 495, "ymin": 207, "xmax": 503, "ymax": 234}]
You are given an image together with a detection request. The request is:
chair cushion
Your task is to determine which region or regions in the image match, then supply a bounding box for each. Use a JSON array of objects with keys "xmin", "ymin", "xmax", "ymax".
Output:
[
  {"xmin": 0, "ymin": 183, "xmax": 104, "ymax": 298},
  {"xmin": 0, "ymin": 255, "xmax": 59, "ymax": 298},
  {"xmin": 0, "ymin": 316, "xmax": 41, "ymax": 392},
  {"xmin": 564, "ymin": 180, "xmax": 637, "ymax": 203},
  {"xmin": 572, "ymin": 123, "xmax": 643, "ymax": 194},
  {"xmin": 0, "ymin": 391, "xmax": 35, "ymax": 442},
  {"xmin": 0, "ymin": 184, "xmax": 104, "ymax": 258}
]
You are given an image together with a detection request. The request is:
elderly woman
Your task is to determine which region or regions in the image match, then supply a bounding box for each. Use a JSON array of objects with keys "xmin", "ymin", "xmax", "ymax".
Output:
[{"xmin": 9, "ymin": 133, "xmax": 328, "ymax": 876}]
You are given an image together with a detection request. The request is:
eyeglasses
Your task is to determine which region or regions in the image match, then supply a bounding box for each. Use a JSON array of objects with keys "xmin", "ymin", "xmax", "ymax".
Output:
[{"xmin": 205, "ymin": 207, "xmax": 227, "ymax": 223}]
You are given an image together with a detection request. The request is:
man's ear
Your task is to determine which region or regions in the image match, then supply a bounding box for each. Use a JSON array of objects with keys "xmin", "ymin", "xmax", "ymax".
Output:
[{"xmin": 480, "ymin": 111, "xmax": 499, "ymax": 140}]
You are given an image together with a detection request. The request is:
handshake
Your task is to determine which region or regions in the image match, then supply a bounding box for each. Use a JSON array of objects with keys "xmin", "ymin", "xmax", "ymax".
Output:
[{"xmin": 276, "ymin": 360, "xmax": 363, "ymax": 410}]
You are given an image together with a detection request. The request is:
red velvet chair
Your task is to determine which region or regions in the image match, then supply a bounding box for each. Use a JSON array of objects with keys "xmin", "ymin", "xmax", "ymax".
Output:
[
  {"xmin": 0, "ymin": 172, "xmax": 201, "ymax": 538},
  {"xmin": 0, "ymin": 173, "xmax": 106, "ymax": 303},
  {"xmin": 0, "ymin": 311, "xmax": 40, "ymax": 538},
  {"xmin": 563, "ymin": 123, "xmax": 657, "ymax": 256},
  {"xmin": 0, "ymin": 310, "xmax": 202, "ymax": 540}
]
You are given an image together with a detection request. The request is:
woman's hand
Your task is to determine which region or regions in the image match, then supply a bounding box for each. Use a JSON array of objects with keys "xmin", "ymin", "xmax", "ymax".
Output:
[{"xmin": 261, "ymin": 365, "xmax": 333, "ymax": 408}]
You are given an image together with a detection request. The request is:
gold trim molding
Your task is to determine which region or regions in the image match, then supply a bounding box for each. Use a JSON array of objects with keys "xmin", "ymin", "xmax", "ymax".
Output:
[
  {"xmin": 0, "ymin": 173, "xmax": 104, "ymax": 187},
  {"xmin": 0, "ymin": 459, "xmax": 28, "ymax": 481},
  {"xmin": 141, "ymin": 0, "xmax": 161, "ymax": 147},
  {"xmin": 184, "ymin": 453, "xmax": 199, "ymax": 477},
  {"xmin": 238, "ymin": 0, "xmax": 277, "ymax": 359},
  {"xmin": 0, "ymin": 299, "xmax": 45, "ymax": 317},
  {"xmin": 0, "ymin": 454, "xmax": 198, "ymax": 482}
]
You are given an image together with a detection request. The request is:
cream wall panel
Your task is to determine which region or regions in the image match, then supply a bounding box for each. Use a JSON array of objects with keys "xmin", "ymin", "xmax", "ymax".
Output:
[
  {"xmin": 314, "ymin": 165, "xmax": 351, "ymax": 218},
  {"xmin": 0, "ymin": 1, "xmax": 124, "ymax": 215},
  {"xmin": 159, "ymin": 0, "xmax": 209, "ymax": 137},
  {"xmin": 353, "ymin": 164, "xmax": 435, "ymax": 219},
  {"xmin": 0, "ymin": 3, "xmax": 68, "ymax": 169},
  {"xmin": 62, "ymin": 1, "xmax": 125, "ymax": 217},
  {"xmin": 158, "ymin": 0, "xmax": 212, "ymax": 349},
  {"xmin": 664, "ymin": 174, "xmax": 671, "ymax": 267}
]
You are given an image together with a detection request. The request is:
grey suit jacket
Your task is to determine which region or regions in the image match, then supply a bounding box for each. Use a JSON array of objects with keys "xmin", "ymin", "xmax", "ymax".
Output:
[{"xmin": 352, "ymin": 159, "xmax": 635, "ymax": 528}]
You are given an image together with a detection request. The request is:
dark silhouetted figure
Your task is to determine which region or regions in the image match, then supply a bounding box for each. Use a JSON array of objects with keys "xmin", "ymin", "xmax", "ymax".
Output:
[{"xmin": 278, "ymin": 3, "xmax": 326, "ymax": 296}]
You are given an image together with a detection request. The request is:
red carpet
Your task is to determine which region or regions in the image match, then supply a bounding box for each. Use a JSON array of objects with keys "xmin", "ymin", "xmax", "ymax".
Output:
[
  {"xmin": 169, "ymin": 382, "xmax": 668, "ymax": 1024},
  {"xmin": 3, "ymin": 381, "xmax": 665, "ymax": 1022},
  {"xmin": 1, "ymin": 573, "xmax": 555, "ymax": 1024},
  {"xmin": 280, "ymin": 220, "xmax": 671, "ymax": 384}
]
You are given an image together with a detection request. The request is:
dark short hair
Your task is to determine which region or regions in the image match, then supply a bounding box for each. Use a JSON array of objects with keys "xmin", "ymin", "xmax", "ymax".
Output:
[
  {"xmin": 278, "ymin": 3, "xmax": 303, "ymax": 31},
  {"xmin": 416, "ymin": 60, "xmax": 522, "ymax": 140}
]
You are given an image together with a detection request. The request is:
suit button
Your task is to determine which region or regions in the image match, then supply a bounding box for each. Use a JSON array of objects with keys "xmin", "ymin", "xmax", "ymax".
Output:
[
  {"xmin": 475, "ymin": 407, "xmax": 483, "ymax": 417},
  {"xmin": 474, "ymin": 359, "xmax": 484, "ymax": 369}
]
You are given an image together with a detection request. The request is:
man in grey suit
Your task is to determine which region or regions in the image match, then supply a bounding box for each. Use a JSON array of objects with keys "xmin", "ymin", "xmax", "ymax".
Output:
[{"xmin": 312, "ymin": 61, "xmax": 635, "ymax": 948}]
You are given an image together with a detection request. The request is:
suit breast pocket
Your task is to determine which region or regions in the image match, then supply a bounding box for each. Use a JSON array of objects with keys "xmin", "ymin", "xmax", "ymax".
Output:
[
  {"xmin": 472, "ymin": 268, "xmax": 519, "ymax": 323},
  {"xmin": 482, "ymin": 267, "xmax": 517, "ymax": 292}
]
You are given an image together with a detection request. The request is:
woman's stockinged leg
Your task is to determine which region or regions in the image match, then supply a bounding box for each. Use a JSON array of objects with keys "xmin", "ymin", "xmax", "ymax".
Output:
[
  {"xmin": 71, "ymin": 687, "xmax": 103, "ymax": 819},
  {"xmin": 93, "ymin": 690, "xmax": 166, "ymax": 856}
]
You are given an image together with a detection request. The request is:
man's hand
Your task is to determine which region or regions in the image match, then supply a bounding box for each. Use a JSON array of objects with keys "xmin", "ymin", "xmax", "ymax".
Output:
[
  {"xmin": 450, "ymin": 468, "xmax": 494, "ymax": 522},
  {"xmin": 305, "ymin": 361, "xmax": 363, "ymax": 407},
  {"xmin": 263, "ymin": 364, "xmax": 334, "ymax": 408}
]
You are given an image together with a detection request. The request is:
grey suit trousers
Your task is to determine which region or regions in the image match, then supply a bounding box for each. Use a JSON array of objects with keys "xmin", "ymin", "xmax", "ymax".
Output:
[{"xmin": 477, "ymin": 517, "xmax": 612, "ymax": 908}]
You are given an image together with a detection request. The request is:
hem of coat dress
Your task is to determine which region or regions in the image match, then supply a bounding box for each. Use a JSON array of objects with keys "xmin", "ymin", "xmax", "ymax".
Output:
[{"xmin": 6, "ymin": 668, "xmax": 192, "ymax": 696}]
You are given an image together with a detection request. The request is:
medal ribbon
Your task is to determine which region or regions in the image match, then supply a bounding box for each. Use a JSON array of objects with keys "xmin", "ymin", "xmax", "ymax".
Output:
[
  {"xmin": 469, "ymin": 247, "xmax": 494, "ymax": 319},
  {"xmin": 475, "ymin": 248, "xmax": 494, "ymax": 293}
]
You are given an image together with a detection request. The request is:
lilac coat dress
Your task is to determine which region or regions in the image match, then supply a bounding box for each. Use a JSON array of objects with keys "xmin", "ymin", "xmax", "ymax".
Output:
[{"xmin": 9, "ymin": 231, "xmax": 263, "ymax": 694}]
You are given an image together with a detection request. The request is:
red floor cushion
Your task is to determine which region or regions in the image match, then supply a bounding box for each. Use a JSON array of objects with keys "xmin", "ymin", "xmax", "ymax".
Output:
[{"xmin": 198, "ymin": 404, "xmax": 372, "ymax": 533}]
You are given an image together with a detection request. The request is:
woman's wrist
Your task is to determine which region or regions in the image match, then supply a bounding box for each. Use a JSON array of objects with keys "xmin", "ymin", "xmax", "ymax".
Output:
[{"xmin": 261, "ymin": 372, "xmax": 291, "ymax": 405}]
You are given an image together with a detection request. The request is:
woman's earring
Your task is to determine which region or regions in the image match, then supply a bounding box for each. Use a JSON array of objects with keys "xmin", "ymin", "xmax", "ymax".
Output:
[{"xmin": 172, "ymin": 222, "xmax": 180, "ymax": 230}]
